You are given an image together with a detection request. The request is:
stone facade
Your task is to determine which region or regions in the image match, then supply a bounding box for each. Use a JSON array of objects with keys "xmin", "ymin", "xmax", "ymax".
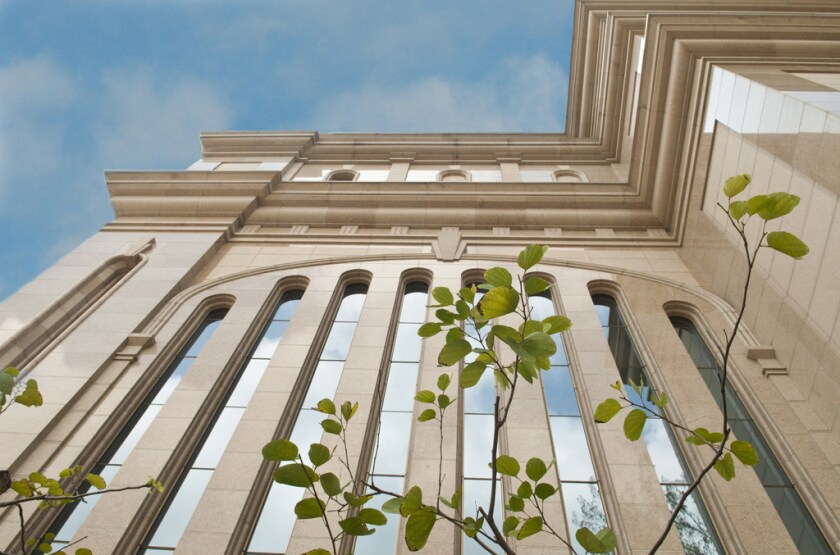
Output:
[{"xmin": 2, "ymin": 1, "xmax": 840, "ymax": 553}]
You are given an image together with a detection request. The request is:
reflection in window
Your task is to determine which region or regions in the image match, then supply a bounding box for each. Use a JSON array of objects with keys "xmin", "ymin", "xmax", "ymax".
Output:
[
  {"xmin": 461, "ymin": 290, "xmax": 501, "ymax": 555},
  {"xmin": 356, "ymin": 282, "xmax": 428, "ymax": 554},
  {"xmin": 247, "ymin": 284, "xmax": 368, "ymax": 555},
  {"xmin": 592, "ymin": 295, "xmax": 723, "ymax": 554},
  {"xmin": 140, "ymin": 293, "xmax": 303, "ymax": 554},
  {"xmin": 529, "ymin": 294, "xmax": 610, "ymax": 554},
  {"xmin": 44, "ymin": 309, "xmax": 229, "ymax": 553},
  {"xmin": 670, "ymin": 317, "xmax": 832, "ymax": 554}
]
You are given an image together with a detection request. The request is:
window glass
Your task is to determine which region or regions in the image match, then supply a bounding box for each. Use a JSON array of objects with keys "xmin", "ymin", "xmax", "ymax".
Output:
[
  {"xmin": 562, "ymin": 482, "xmax": 609, "ymax": 555},
  {"xmin": 593, "ymin": 296, "xmax": 722, "ymax": 554},
  {"xmin": 45, "ymin": 309, "xmax": 228, "ymax": 551},
  {"xmin": 248, "ymin": 284, "xmax": 367, "ymax": 554},
  {"xmin": 143, "ymin": 291, "xmax": 303, "ymax": 552},
  {"xmin": 670, "ymin": 317, "xmax": 831, "ymax": 553}
]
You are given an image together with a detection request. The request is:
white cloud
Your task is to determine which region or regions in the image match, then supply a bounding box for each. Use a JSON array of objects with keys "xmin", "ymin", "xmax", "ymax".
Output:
[
  {"xmin": 310, "ymin": 54, "xmax": 568, "ymax": 133},
  {"xmin": 97, "ymin": 69, "xmax": 233, "ymax": 169}
]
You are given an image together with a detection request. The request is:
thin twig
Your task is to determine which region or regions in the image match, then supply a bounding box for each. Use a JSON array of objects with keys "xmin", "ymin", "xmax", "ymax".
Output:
[{"xmin": 0, "ymin": 482, "xmax": 153, "ymax": 509}]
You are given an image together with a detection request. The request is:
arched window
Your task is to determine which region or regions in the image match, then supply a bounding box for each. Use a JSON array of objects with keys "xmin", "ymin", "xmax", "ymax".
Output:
[
  {"xmin": 592, "ymin": 295, "xmax": 723, "ymax": 554},
  {"xmin": 247, "ymin": 282, "xmax": 368, "ymax": 554},
  {"xmin": 141, "ymin": 291, "xmax": 305, "ymax": 553},
  {"xmin": 529, "ymin": 291, "xmax": 610, "ymax": 554},
  {"xmin": 43, "ymin": 307, "xmax": 229, "ymax": 554},
  {"xmin": 670, "ymin": 316, "xmax": 832, "ymax": 554},
  {"xmin": 355, "ymin": 280, "xmax": 429, "ymax": 554},
  {"xmin": 325, "ymin": 169, "xmax": 359, "ymax": 182}
]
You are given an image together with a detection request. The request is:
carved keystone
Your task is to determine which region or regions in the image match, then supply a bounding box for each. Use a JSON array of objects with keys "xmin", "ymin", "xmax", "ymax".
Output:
[{"xmin": 433, "ymin": 227, "xmax": 466, "ymax": 261}]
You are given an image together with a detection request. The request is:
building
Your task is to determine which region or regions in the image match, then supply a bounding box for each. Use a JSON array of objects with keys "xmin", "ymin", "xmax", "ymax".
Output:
[{"xmin": 2, "ymin": 0, "xmax": 840, "ymax": 553}]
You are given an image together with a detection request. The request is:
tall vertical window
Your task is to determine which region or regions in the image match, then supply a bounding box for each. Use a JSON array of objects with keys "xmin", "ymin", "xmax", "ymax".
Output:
[
  {"xmin": 528, "ymin": 293, "xmax": 609, "ymax": 554},
  {"xmin": 460, "ymin": 289, "xmax": 501, "ymax": 555},
  {"xmin": 592, "ymin": 295, "xmax": 723, "ymax": 555},
  {"xmin": 670, "ymin": 316, "xmax": 832, "ymax": 554},
  {"xmin": 247, "ymin": 283, "xmax": 368, "ymax": 555},
  {"xmin": 140, "ymin": 292, "xmax": 302, "ymax": 554},
  {"xmin": 356, "ymin": 282, "xmax": 428, "ymax": 554},
  {"xmin": 44, "ymin": 308, "xmax": 229, "ymax": 553}
]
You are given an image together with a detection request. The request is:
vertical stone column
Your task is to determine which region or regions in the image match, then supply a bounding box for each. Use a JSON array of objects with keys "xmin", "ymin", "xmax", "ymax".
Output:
[{"xmin": 387, "ymin": 158, "xmax": 413, "ymax": 182}]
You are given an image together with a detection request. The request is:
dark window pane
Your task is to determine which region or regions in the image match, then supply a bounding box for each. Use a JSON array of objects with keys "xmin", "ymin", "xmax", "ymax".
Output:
[
  {"xmin": 382, "ymin": 362, "xmax": 420, "ymax": 412},
  {"xmin": 185, "ymin": 320, "xmax": 222, "ymax": 357},
  {"xmin": 152, "ymin": 357, "xmax": 194, "ymax": 405},
  {"xmin": 148, "ymin": 469, "xmax": 214, "ymax": 548},
  {"xmin": 543, "ymin": 366, "xmax": 579, "ymax": 416}
]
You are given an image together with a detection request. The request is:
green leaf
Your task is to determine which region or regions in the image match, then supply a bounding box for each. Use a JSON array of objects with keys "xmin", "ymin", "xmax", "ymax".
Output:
[
  {"xmin": 415, "ymin": 390, "xmax": 436, "ymax": 403},
  {"xmin": 11, "ymin": 480, "xmax": 33, "ymax": 497},
  {"xmin": 534, "ymin": 483, "xmax": 556, "ymax": 500},
  {"xmin": 85, "ymin": 474, "xmax": 106, "ymax": 490},
  {"xmin": 731, "ymin": 440, "xmax": 759, "ymax": 466},
  {"xmin": 506, "ymin": 495, "xmax": 525, "ymax": 512},
  {"xmin": 729, "ymin": 200, "xmax": 748, "ymax": 220},
  {"xmin": 686, "ymin": 427, "xmax": 724, "ymax": 446},
  {"xmin": 0, "ymin": 373, "xmax": 12, "ymax": 395},
  {"xmin": 714, "ymin": 452, "xmax": 736, "ymax": 481},
  {"xmin": 520, "ymin": 332, "xmax": 556, "ymax": 360},
  {"xmin": 418, "ymin": 322, "xmax": 442, "ymax": 338},
  {"xmin": 319, "ymin": 472, "xmax": 342, "ymax": 497},
  {"xmin": 767, "ymin": 231, "xmax": 809, "ymax": 259},
  {"xmin": 303, "ymin": 550, "xmax": 331, "ymax": 555},
  {"xmin": 316, "ymin": 398, "xmax": 336, "ymax": 415},
  {"xmin": 495, "ymin": 455, "xmax": 520, "ymax": 477},
  {"xmin": 437, "ymin": 394, "xmax": 452, "ymax": 409},
  {"xmin": 459, "ymin": 360, "xmax": 487, "ymax": 389},
  {"xmin": 438, "ymin": 337, "xmax": 472, "ymax": 366},
  {"xmin": 418, "ymin": 409, "xmax": 437, "ymax": 422},
  {"xmin": 14, "ymin": 380, "xmax": 42, "ymax": 407},
  {"xmin": 518, "ymin": 244, "xmax": 549, "ymax": 270},
  {"xmin": 436, "ymin": 309, "xmax": 456, "ymax": 325},
  {"xmin": 503, "ymin": 516, "xmax": 520, "ymax": 536},
  {"xmin": 295, "ymin": 497, "xmax": 326, "ymax": 519},
  {"xmin": 479, "ymin": 286, "xmax": 520, "ymax": 319},
  {"xmin": 38, "ymin": 544, "xmax": 52, "ymax": 554},
  {"xmin": 437, "ymin": 373, "xmax": 451, "ymax": 391},
  {"xmin": 359, "ymin": 508, "xmax": 387, "ymax": 526},
  {"xmin": 3, "ymin": 367, "xmax": 19, "ymax": 377},
  {"xmin": 308, "ymin": 443, "xmax": 331, "ymax": 467},
  {"xmin": 321, "ymin": 419, "xmax": 342, "ymax": 435},
  {"xmin": 524, "ymin": 277, "xmax": 550, "ymax": 295},
  {"xmin": 484, "ymin": 267, "xmax": 513, "ymax": 288},
  {"xmin": 652, "ymin": 391, "xmax": 669, "ymax": 411},
  {"xmin": 576, "ymin": 527, "xmax": 617, "ymax": 554},
  {"xmin": 273, "ymin": 463, "xmax": 318, "ymax": 487},
  {"xmin": 339, "ymin": 517, "xmax": 372, "ymax": 536},
  {"xmin": 516, "ymin": 516, "xmax": 543, "ymax": 540},
  {"xmin": 382, "ymin": 497, "xmax": 403, "ymax": 514},
  {"xmin": 723, "ymin": 174, "xmax": 751, "ymax": 198},
  {"xmin": 262, "ymin": 439, "xmax": 299, "ymax": 462},
  {"xmin": 29, "ymin": 472, "xmax": 47, "ymax": 484},
  {"xmin": 525, "ymin": 458, "xmax": 548, "ymax": 482},
  {"xmin": 455, "ymin": 300, "xmax": 471, "ymax": 319},
  {"xmin": 458, "ymin": 286, "xmax": 476, "ymax": 304},
  {"xmin": 405, "ymin": 509, "xmax": 437, "ymax": 551},
  {"xmin": 432, "ymin": 287, "xmax": 454, "ymax": 306},
  {"xmin": 542, "ymin": 315, "xmax": 572, "ymax": 334},
  {"xmin": 400, "ymin": 486, "xmax": 423, "ymax": 516},
  {"xmin": 623, "ymin": 409, "xmax": 647, "ymax": 441},
  {"xmin": 517, "ymin": 482, "xmax": 532, "ymax": 499},
  {"xmin": 746, "ymin": 194, "xmax": 769, "ymax": 215},
  {"xmin": 594, "ymin": 398, "xmax": 622, "ymax": 423},
  {"xmin": 341, "ymin": 401, "xmax": 359, "ymax": 421},
  {"xmin": 343, "ymin": 492, "xmax": 374, "ymax": 507},
  {"xmin": 757, "ymin": 192, "xmax": 800, "ymax": 221},
  {"xmin": 74, "ymin": 549, "xmax": 93, "ymax": 555}
]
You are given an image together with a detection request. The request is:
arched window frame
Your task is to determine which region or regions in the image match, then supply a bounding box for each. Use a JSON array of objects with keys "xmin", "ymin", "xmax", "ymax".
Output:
[
  {"xmin": 553, "ymin": 169, "xmax": 588, "ymax": 183},
  {"xmin": 325, "ymin": 169, "xmax": 359, "ymax": 182},
  {"xmin": 438, "ymin": 169, "xmax": 471, "ymax": 182}
]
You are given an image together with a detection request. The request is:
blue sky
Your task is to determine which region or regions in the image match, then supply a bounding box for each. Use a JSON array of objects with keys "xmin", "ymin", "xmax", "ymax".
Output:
[{"xmin": 0, "ymin": 1, "xmax": 574, "ymax": 301}]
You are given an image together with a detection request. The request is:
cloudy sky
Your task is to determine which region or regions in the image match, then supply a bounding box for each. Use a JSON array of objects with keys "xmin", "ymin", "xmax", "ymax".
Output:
[{"xmin": 0, "ymin": 1, "xmax": 574, "ymax": 300}]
